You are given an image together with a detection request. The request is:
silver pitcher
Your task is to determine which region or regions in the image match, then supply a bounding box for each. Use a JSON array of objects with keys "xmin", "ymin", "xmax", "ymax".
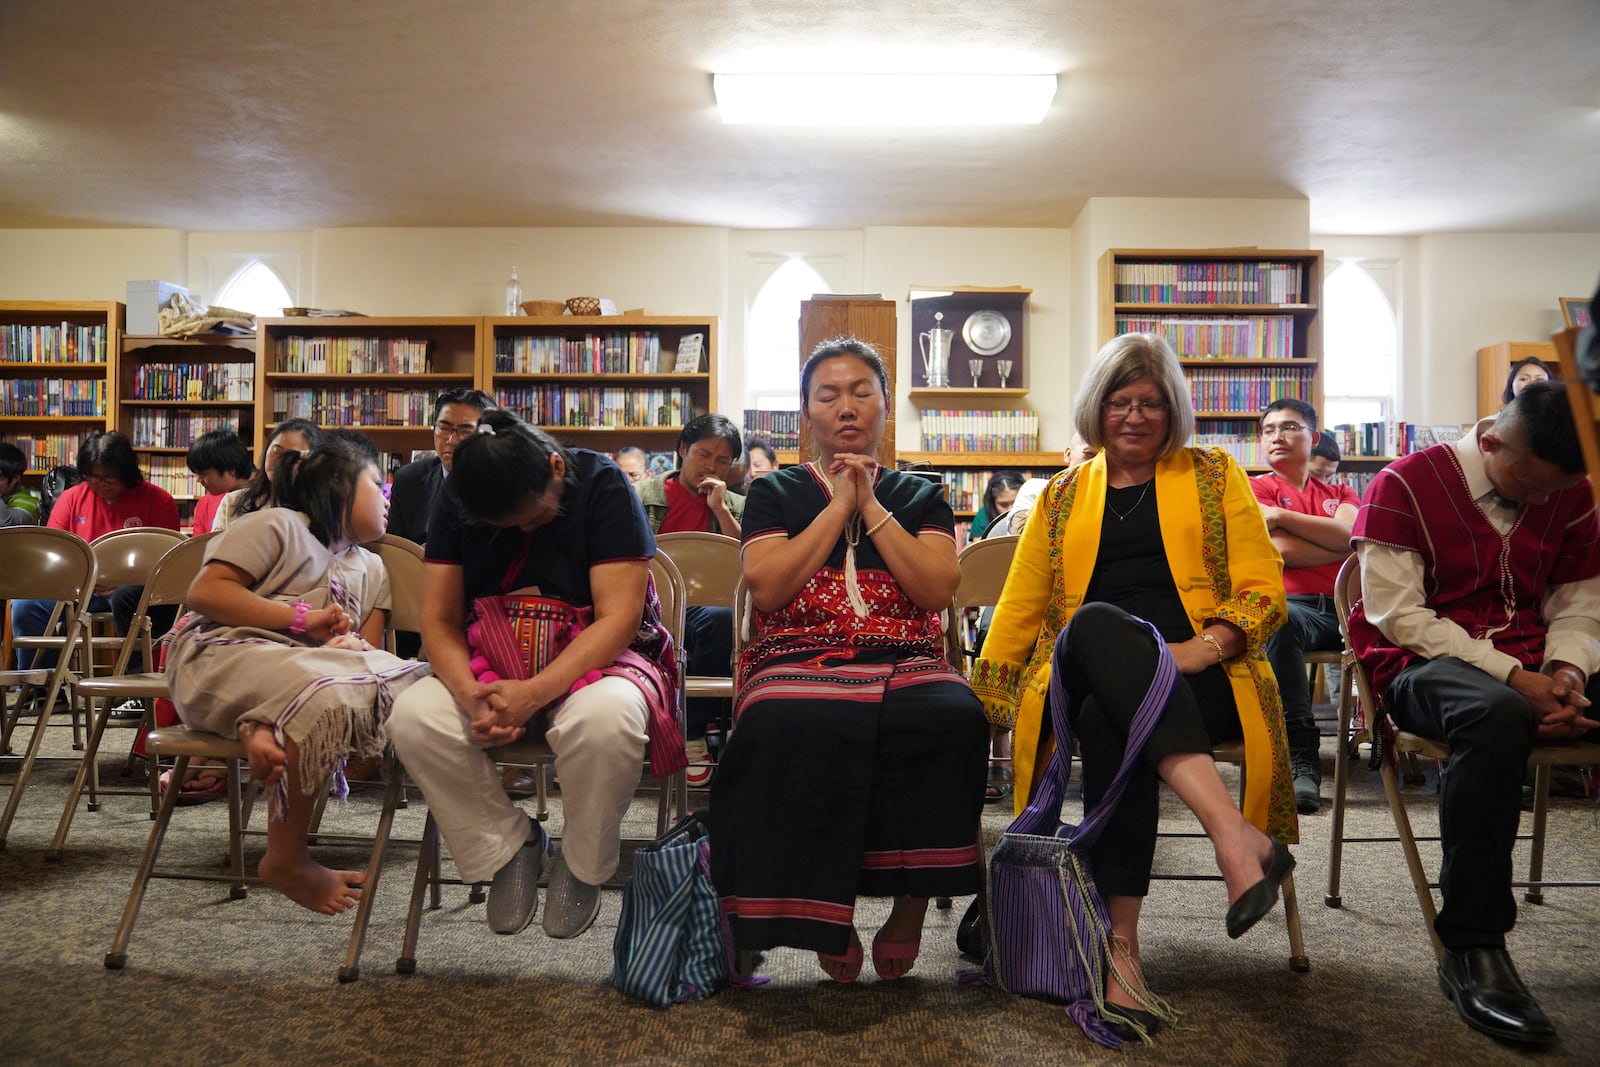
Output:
[{"xmin": 919, "ymin": 322, "xmax": 954, "ymax": 388}]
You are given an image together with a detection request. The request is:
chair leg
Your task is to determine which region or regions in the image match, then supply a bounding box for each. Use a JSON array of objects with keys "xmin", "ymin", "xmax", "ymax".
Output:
[
  {"xmin": 397, "ymin": 811, "xmax": 440, "ymax": 975},
  {"xmin": 1525, "ymin": 764, "xmax": 1550, "ymax": 905},
  {"xmin": 225, "ymin": 760, "xmax": 248, "ymax": 899},
  {"xmin": 47, "ymin": 694, "xmax": 116, "ymax": 859},
  {"xmin": 1325, "ymin": 680, "xmax": 1355, "ymax": 907},
  {"xmin": 0, "ymin": 670, "xmax": 73, "ymax": 849},
  {"xmin": 105, "ymin": 753, "xmax": 190, "ymax": 969},
  {"xmin": 1281, "ymin": 870, "xmax": 1310, "ymax": 972},
  {"xmin": 1380, "ymin": 754, "xmax": 1442, "ymax": 957},
  {"xmin": 535, "ymin": 763, "xmax": 550, "ymax": 822},
  {"xmin": 339, "ymin": 756, "xmax": 404, "ymax": 983}
]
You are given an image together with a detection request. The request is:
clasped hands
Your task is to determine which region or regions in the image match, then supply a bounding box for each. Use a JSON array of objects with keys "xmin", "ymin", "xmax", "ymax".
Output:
[
  {"xmin": 826, "ymin": 453, "xmax": 879, "ymax": 515},
  {"xmin": 1511, "ymin": 662, "xmax": 1598, "ymax": 740},
  {"xmin": 465, "ymin": 674, "xmax": 560, "ymax": 745},
  {"xmin": 300, "ymin": 603, "xmax": 358, "ymax": 646}
]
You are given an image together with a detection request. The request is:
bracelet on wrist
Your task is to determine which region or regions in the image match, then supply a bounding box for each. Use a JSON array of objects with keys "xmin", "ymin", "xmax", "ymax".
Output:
[
  {"xmin": 289, "ymin": 601, "xmax": 312, "ymax": 635},
  {"xmin": 1198, "ymin": 631, "xmax": 1225, "ymax": 664},
  {"xmin": 867, "ymin": 510, "xmax": 896, "ymax": 537}
]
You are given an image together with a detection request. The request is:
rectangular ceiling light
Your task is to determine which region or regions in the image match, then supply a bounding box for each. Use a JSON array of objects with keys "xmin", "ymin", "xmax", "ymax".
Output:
[{"xmin": 713, "ymin": 73, "xmax": 1056, "ymax": 126}]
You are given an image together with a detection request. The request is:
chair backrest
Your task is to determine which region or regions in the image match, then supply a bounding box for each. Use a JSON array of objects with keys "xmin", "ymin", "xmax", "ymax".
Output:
[
  {"xmin": 0, "ymin": 526, "xmax": 97, "ymax": 603},
  {"xmin": 1332, "ymin": 553, "xmax": 1361, "ymax": 644},
  {"xmin": 143, "ymin": 533, "xmax": 219, "ymax": 609},
  {"xmin": 954, "ymin": 534, "xmax": 1019, "ymax": 610},
  {"xmin": 653, "ymin": 531, "xmax": 741, "ymax": 609},
  {"xmin": 369, "ymin": 534, "xmax": 426, "ymax": 638},
  {"xmin": 89, "ymin": 527, "xmax": 186, "ymax": 588},
  {"xmin": 650, "ymin": 549, "xmax": 689, "ymax": 657}
]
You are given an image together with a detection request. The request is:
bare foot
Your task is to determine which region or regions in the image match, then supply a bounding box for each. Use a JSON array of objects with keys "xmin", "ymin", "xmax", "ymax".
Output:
[
  {"xmin": 240, "ymin": 724, "xmax": 288, "ymax": 786},
  {"xmin": 818, "ymin": 928, "xmax": 863, "ymax": 982},
  {"xmin": 1216, "ymin": 821, "xmax": 1276, "ymax": 904},
  {"xmin": 259, "ymin": 852, "xmax": 366, "ymax": 915},
  {"xmin": 872, "ymin": 896, "xmax": 928, "ymax": 979}
]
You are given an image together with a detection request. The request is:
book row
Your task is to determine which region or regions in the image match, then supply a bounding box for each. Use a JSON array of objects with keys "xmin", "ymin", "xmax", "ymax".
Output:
[
  {"xmin": 1, "ymin": 378, "xmax": 107, "ymax": 416},
  {"xmin": 1116, "ymin": 314, "xmax": 1298, "ymax": 361},
  {"xmin": 273, "ymin": 336, "xmax": 432, "ymax": 375},
  {"xmin": 493, "ymin": 386, "xmax": 697, "ymax": 430},
  {"xmin": 937, "ymin": 467, "xmax": 1054, "ymax": 514},
  {"xmin": 1113, "ymin": 261, "xmax": 1307, "ymax": 305},
  {"xmin": 741, "ymin": 409, "xmax": 801, "ymax": 451},
  {"xmin": 9, "ymin": 431, "xmax": 91, "ymax": 471},
  {"xmin": 1327, "ymin": 420, "xmax": 1467, "ymax": 459},
  {"xmin": 129, "ymin": 362, "xmax": 255, "ymax": 402},
  {"xmin": 143, "ymin": 455, "xmax": 202, "ymax": 500},
  {"xmin": 127, "ymin": 408, "xmax": 250, "ymax": 449},
  {"xmin": 494, "ymin": 332, "xmax": 678, "ymax": 375},
  {"xmin": 918, "ymin": 410, "xmax": 1040, "ymax": 453},
  {"xmin": 271, "ymin": 388, "xmax": 439, "ymax": 427},
  {"xmin": 1185, "ymin": 367, "xmax": 1313, "ymax": 414},
  {"xmin": 1192, "ymin": 427, "xmax": 1272, "ymax": 467},
  {"xmin": 0, "ymin": 322, "xmax": 109, "ymax": 364}
]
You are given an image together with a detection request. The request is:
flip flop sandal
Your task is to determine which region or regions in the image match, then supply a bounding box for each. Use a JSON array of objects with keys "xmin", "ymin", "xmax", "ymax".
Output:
[
  {"xmin": 159, "ymin": 766, "xmax": 228, "ymax": 806},
  {"xmin": 871, "ymin": 931, "xmax": 922, "ymax": 981}
]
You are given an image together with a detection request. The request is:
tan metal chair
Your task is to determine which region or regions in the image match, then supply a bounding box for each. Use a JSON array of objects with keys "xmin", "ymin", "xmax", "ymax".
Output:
[
  {"xmin": 0, "ymin": 527, "xmax": 97, "ymax": 849},
  {"xmin": 395, "ymin": 549, "xmax": 690, "ymax": 975},
  {"xmin": 53, "ymin": 532, "xmax": 218, "ymax": 857},
  {"xmin": 952, "ymin": 534, "xmax": 1019, "ymax": 674},
  {"xmin": 653, "ymin": 530, "xmax": 741, "ymax": 704},
  {"xmin": 1324, "ymin": 554, "xmax": 1381, "ymax": 907},
  {"xmin": 104, "ymin": 532, "xmax": 424, "ymax": 982}
]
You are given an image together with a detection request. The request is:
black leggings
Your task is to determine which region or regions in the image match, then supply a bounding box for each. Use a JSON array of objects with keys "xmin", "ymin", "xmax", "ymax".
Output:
[{"xmin": 1048, "ymin": 602, "xmax": 1242, "ymax": 897}]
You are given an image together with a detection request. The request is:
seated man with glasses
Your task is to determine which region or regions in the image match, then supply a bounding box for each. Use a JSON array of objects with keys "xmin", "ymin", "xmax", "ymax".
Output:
[
  {"xmin": 387, "ymin": 388, "xmax": 498, "ymax": 547},
  {"xmin": 1251, "ymin": 399, "xmax": 1359, "ymax": 814},
  {"xmin": 634, "ymin": 413, "xmax": 745, "ymax": 785}
]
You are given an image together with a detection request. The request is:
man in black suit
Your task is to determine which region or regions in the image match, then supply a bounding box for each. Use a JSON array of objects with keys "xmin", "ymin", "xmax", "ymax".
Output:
[{"xmin": 387, "ymin": 387, "xmax": 497, "ymax": 546}]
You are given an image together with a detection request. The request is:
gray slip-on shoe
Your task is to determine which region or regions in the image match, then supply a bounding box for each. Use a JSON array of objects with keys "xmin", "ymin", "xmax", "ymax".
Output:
[
  {"xmin": 485, "ymin": 816, "xmax": 550, "ymax": 935},
  {"xmin": 542, "ymin": 851, "xmax": 602, "ymax": 939}
]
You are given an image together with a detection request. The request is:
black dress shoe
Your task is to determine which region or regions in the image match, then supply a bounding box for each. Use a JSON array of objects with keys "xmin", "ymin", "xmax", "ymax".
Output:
[
  {"xmin": 1437, "ymin": 947, "xmax": 1557, "ymax": 1048},
  {"xmin": 1225, "ymin": 840, "xmax": 1295, "ymax": 939},
  {"xmin": 1100, "ymin": 1004, "xmax": 1162, "ymax": 1042}
]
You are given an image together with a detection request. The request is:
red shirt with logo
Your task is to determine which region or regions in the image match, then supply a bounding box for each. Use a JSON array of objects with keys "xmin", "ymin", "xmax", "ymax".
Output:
[
  {"xmin": 47, "ymin": 480, "xmax": 181, "ymax": 541},
  {"xmin": 1251, "ymin": 471, "xmax": 1359, "ymax": 596}
]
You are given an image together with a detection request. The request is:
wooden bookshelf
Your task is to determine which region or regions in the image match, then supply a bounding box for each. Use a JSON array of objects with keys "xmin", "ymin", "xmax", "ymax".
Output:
[
  {"xmin": 1098, "ymin": 249, "xmax": 1325, "ymax": 468},
  {"xmin": 256, "ymin": 316, "xmax": 482, "ymax": 463},
  {"xmin": 119, "ymin": 332, "xmax": 257, "ymax": 520},
  {"xmin": 0, "ymin": 301, "xmax": 124, "ymax": 477},
  {"xmin": 1476, "ymin": 340, "xmax": 1556, "ymax": 418},
  {"xmin": 484, "ymin": 315, "xmax": 717, "ymax": 455}
]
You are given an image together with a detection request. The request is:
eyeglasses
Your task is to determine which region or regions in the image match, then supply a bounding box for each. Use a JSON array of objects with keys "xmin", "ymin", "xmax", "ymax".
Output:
[
  {"xmin": 433, "ymin": 421, "xmax": 478, "ymax": 441},
  {"xmin": 1260, "ymin": 421, "xmax": 1308, "ymax": 439},
  {"xmin": 1102, "ymin": 399, "xmax": 1170, "ymax": 419}
]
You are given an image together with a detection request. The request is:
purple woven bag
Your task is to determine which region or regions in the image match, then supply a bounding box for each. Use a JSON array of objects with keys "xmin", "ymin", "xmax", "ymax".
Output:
[{"xmin": 978, "ymin": 619, "xmax": 1176, "ymax": 1048}]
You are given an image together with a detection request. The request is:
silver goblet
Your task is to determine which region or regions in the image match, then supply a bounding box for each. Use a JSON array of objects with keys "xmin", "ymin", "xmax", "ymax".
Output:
[
  {"xmin": 997, "ymin": 359, "xmax": 1014, "ymax": 388},
  {"xmin": 969, "ymin": 358, "xmax": 983, "ymax": 388}
]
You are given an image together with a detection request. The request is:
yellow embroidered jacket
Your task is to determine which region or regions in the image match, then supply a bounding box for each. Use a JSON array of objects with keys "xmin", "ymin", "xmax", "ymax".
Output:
[{"xmin": 971, "ymin": 446, "xmax": 1298, "ymax": 844}]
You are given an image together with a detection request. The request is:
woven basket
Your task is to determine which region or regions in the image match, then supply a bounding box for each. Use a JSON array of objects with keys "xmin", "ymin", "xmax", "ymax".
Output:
[
  {"xmin": 521, "ymin": 300, "xmax": 565, "ymax": 316},
  {"xmin": 564, "ymin": 296, "xmax": 602, "ymax": 317}
]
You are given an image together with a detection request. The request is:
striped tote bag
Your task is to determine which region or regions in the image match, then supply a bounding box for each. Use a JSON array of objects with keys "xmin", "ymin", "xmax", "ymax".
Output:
[
  {"xmin": 610, "ymin": 812, "xmax": 728, "ymax": 1006},
  {"xmin": 979, "ymin": 619, "xmax": 1178, "ymax": 1048}
]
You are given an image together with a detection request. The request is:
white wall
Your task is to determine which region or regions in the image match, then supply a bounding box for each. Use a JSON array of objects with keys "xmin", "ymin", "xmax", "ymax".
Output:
[{"xmin": 0, "ymin": 229, "xmax": 185, "ymax": 298}]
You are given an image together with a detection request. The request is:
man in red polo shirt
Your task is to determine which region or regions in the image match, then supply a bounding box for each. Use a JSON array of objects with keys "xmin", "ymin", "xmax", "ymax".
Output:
[
  {"xmin": 11, "ymin": 432, "xmax": 179, "ymax": 679},
  {"xmin": 1251, "ymin": 399, "xmax": 1359, "ymax": 814}
]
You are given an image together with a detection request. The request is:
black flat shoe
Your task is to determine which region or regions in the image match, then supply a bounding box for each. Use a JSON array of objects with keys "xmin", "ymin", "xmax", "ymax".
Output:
[
  {"xmin": 1225, "ymin": 840, "xmax": 1295, "ymax": 939},
  {"xmin": 1437, "ymin": 947, "xmax": 1558, "ymax": 1048},
  {"xmin": 1100, "ymin": 1004, "xmax": 1162, "ymax": 1042}
]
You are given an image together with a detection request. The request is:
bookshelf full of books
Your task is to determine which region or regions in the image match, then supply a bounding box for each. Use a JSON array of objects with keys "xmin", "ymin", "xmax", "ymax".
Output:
[
  {"xmin": 0, "ymin": 301, "xmax": 123, "ymax": 477},
  {"xmin": 118, "ymin": 332, "xmax": 258, "ymax": 526},
  {"xmin": 257, "ymin": 316, "xmax": 481, "ymax": 464},
  {"xmin": 1099, "ymin": 249, "xmax": 1325, "ymax": 466},
  {"xmin": 484, "ymin": 316, "xmax": 717, "ymax": 455}
]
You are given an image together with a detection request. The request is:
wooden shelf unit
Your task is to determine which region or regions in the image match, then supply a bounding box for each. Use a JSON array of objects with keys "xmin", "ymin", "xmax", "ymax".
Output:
[
  {"xmin": 119, "ymin": 332, "xmax": 258, "ymax": 514},
  {"xmin": 0, "ymin": 301, "xmax": 124, "ymax": 478},
  {"xmin": 256, "ymin": 316, "xmax": 483, "ymax": 472},
  {"xmin": 483, "ymin": 315, "xmax": 718, "ymax": 456},
  {"xmin": 1099, "ymin": 249, "xmax": 1325, "ymax": 468},
  {"xmin": 1476, "ymin": 340, "xmax": 1556, "ymax": 419}
]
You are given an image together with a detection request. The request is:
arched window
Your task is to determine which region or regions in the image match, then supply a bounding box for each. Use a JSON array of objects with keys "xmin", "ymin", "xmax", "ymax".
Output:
[
  {"xmin": 213, "ymin": 259, "xmax": 294, "ymax": 318},
  {"xmin": 1322, "ymin": 262, "xmax": 1398, "ymax": 428},
  {"xmin": 745, "ymin": 257, "xmax": 833, "ymax": 411}
]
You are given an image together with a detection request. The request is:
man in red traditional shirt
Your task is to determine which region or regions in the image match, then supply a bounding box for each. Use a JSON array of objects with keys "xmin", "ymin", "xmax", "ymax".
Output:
[
  {"xmin": 1350, "ymin": 381, "xmax": 1600, "ymax": 1049},
  {"xmin": 1252, "ymin": 399, "xmax": 1360, "ymax": 814},
  {"xmin": 11, "ymin": 432, "xmax": 180, "ymax": 679}
]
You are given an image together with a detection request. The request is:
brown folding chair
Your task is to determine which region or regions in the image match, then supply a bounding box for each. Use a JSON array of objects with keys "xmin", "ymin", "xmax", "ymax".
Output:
[
  {"xmin": 0, "ymin": 527, "xmax": 96, "ymax": 849},
  {"xmin": 653, "ymin": 530, "xmax": 741, "ymax": 705},
  {"xmin": 104, "ymin": 532, "xmax": 424, "ymax": 982},
  {"xmin": 395, "ymin": 549, "xmax": 690, "ymax": 975}
]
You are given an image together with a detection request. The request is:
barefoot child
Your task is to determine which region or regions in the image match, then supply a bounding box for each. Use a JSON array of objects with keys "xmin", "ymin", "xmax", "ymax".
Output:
[{"xmin": 166, "ymin": 431, "xmax": 430, "ymax": 914}]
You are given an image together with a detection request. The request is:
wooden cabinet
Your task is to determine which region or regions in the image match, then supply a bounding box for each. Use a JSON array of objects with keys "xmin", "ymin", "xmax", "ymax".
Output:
[
  {"xmin": 1098, "ymin": 249, "xmax": 1324, "ymax": 467},
  {"xmin": 797, "ymin": 295, "xmax": 897, "ymax": 466},
  {"xmin": 0, "ymin": 300, "xmax": 123, "ymax": 478},
  {"xmin": 483, "ymin": 315, "xmax": 717, "ymax": 456},
  {"xmin": 256, "ymin": 317, "xmax": 481, "ymax": 475},
  {"xmin": 1476, "ymin": 341, "xmax": 1557, "ymax": 418},
  {"xmin": 118, "ymin": 332, "xmax": 256, "ymax": 525}
]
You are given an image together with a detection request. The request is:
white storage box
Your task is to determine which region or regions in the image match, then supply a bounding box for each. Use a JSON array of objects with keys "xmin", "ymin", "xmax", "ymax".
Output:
[{"xmin": 126, "ymin": 280, "xmax": 190, "ymax": 336}]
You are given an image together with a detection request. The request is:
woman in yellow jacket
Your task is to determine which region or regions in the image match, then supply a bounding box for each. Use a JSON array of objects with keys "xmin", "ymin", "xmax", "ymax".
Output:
[{"xmin": 972, "ymin": 333, "xmax": 1298, "ymax": 1041}]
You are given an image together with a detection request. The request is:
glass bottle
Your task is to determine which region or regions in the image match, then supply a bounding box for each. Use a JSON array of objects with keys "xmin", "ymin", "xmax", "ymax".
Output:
[{"xmin": 504, "ymin": 266, "xmax": 523, "ymax": 315}]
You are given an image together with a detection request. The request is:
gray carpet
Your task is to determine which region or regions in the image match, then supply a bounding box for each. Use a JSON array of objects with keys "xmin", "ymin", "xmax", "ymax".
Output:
[{"xmin": 2, "ymin": 708, "xmax": 1597, "ymax": 1066}]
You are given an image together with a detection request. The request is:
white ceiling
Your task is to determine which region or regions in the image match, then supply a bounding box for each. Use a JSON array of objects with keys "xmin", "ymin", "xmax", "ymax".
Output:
[{"xmin": 2, "ymin": 0, "xmax": 1598, "ymax": 235}]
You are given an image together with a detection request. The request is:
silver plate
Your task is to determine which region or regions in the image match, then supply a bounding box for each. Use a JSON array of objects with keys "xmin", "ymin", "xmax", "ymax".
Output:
[{"xmin": 962, "ymin": 310, "xmax": 1012, "ymax": 356}]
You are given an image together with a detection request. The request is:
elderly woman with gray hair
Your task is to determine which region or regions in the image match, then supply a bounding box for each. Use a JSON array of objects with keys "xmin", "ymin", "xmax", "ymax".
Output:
[{"xmin": 972, "ymin": 332, "xmax": 1297, "ymax": 1041}]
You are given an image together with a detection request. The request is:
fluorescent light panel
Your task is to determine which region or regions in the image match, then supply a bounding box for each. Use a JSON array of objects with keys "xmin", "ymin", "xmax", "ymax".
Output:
[{"xmin": 714, "ymin": 73, "xmax": 1056, "ymax": 126}]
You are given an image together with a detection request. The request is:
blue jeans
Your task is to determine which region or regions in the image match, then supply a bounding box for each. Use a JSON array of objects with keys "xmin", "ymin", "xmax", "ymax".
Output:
[
  {"xmin": 1264, "ymin": 593, "xmax": 1344, "ymax": 769},
  {"xmin": 11, "ymin": 594, "xmax": 111, "ymax": 671},
  {"xmin": 683, "ymin": 604, "xmax": 733, "ymax": 741}
]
